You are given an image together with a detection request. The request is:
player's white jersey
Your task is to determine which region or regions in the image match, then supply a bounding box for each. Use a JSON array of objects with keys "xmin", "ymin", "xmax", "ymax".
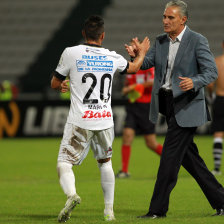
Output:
[{"xmin": 55, "ymin": 44, "xmax": 128, "ymax": 130}]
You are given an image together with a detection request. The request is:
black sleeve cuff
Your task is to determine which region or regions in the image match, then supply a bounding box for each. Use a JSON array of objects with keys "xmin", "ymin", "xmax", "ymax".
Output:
[
  {"xmin": 120, "ymin": 62, "xmax": 129, "ymax": 75},
  {"xmin": 53, "ymin": 71, "xmax": 66, "ymax": 81}
]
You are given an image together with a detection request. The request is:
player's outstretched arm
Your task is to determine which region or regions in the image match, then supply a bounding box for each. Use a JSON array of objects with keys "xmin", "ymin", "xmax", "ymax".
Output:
[
  {"xmin": 51, "ymin": 76, "xmax": 69, "ymax": 93},
  {"xmin": 126, "ymin": 37, "xmax": 150, "ymax": 74}
]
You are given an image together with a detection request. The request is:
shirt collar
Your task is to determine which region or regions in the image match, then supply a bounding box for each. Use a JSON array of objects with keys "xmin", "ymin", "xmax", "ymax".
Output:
[
  {"xmin": 168, "ymin": 25, "xmax": 187, "ymax": 43},
  {"xmin": 177, "ymin": 25, "xmax": 186, "ymax": 41},
  {"xmin": 83, "ymin": 43, "xmax": 102, "ymax": 48}
]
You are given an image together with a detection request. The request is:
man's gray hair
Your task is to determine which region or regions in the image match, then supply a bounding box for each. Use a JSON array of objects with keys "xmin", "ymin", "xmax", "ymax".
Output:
[{"xmin": 165, "ymin": 0, "xmax": 188, "ymax": 20}]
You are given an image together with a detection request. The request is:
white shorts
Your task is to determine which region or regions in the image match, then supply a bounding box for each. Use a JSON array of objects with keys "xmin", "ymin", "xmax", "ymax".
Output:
[{"xmin": 58, "ymin": 123, "xmax": 114, "ymax": 165}]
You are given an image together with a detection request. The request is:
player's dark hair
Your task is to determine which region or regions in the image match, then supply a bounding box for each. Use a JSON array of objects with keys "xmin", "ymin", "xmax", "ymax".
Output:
[{"xmin": 83, "ymin": 15, "xmax": 104, "ymax": 41}]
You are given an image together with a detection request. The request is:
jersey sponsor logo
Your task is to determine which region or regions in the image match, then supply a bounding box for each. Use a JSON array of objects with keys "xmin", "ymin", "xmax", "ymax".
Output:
[
  {"xmin": 76, "ymin": 59, "xmax": 113, "ymax": 72},
  {"xmin": 91, "ymin": 67, "xmax": 112, "ymax": 72},
  {"xmin": 77, "ymin": 60, "xmax": 87, "ymax": 66},
  {"xmin": 82, "ymin": 55, "xmax": 107, "ymax": 60},
  {"xmin": 82, "ymin": 110, "xmax": 112, "ymax": 119},
  {"xmin": 85, "ymin": 48, "xmax": 101, "ymax": 53},
  {"xmin": 86, "ymin": 60, "xmax": 113, "ymax": 67}
]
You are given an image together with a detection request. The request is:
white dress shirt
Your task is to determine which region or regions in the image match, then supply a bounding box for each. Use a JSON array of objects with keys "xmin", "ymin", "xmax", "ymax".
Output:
[{"xmin": 162, "ymin": 26, "xmax": 187, "ymax": 90}]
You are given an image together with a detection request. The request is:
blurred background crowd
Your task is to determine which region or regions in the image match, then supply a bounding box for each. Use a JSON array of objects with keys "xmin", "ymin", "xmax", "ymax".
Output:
[{"xmin": 0, "ymin": 0, "xmax": 223, "ymax": 101}]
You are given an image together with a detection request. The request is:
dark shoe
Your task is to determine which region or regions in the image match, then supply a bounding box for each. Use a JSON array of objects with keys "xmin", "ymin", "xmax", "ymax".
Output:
[
  {"xmin": 213, "ymin": 208, "xmax": 224, "ymax": 216},
  {"xmin": 137, "ymin": 212, "xmax": 166, "ymax": 219},
  {"xmin": 115, "ymin": 170, "xmax": 130, "ymax": 178}
]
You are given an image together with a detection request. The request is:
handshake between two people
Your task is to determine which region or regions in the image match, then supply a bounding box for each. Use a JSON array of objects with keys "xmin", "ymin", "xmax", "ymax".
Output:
[
  {"xmin": 125, "ymin": 37, "xmax": 150, "ymax": 58},
  {"xmin": 125, "ymin": 37, "xmax": 150, "ymax": 74}
]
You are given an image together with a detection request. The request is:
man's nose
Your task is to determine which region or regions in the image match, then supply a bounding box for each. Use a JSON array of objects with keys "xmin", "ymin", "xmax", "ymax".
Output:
[{"xmin": 163, "ymin": 18, "xmax": 168, "ymax": 24}]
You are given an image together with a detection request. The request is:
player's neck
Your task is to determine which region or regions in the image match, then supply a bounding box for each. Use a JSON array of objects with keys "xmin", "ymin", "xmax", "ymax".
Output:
[{"xmin": 86, "ymin": 40, "xmax": 102, "ymax": 47}]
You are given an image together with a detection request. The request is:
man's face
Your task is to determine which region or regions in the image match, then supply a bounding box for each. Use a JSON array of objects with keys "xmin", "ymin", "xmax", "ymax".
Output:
[{"xmin": 163, "ymin": 6, "xmax": 186, "ymax": 36}]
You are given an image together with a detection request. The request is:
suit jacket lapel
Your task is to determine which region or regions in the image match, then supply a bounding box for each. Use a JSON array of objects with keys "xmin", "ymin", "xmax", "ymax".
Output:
[
  {"xmin": 160, "ymin": 37, "xmax": 169, "ymax": 81},
  {"xmin": 173, "ymin": 27, "xmax": 191, "ymax": 70}
]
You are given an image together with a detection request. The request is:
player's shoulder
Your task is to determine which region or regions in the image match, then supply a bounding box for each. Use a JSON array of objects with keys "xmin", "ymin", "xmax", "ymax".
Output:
[
  {"xmin": 70, "ymin": 44, "xmax": 118, "ymax": 57},
  {"xmin": 65, "ymin": 44, "xmax": 85, "ymax": 53},
  {"xmin": 94, "ymin": 45, "xmax": 124, "ymax": 59}
]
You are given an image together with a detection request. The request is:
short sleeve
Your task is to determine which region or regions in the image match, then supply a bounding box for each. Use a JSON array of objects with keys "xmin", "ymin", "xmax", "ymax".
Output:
[
  {"xmin": 116, "ymin": 54, "xmax": 128, "ymax": 72},
  {"xmin": 55, "ymin": 48, "xmax": 70, "ymax": 77}
]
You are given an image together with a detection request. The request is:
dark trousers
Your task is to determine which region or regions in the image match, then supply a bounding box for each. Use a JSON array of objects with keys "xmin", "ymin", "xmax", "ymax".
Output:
[{"xmin": 149, "ymin": 89, "xmax": 224, "ymax": 215}]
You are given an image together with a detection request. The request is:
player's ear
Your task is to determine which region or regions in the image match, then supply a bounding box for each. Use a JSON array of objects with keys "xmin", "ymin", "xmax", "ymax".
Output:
[
  {"xmin": 82, "ymin": 30, "xmax": 86, "ymax": 39},
  {"xmin": 101, "ymin": 32, "xmax": 105, "ymax": 41}
]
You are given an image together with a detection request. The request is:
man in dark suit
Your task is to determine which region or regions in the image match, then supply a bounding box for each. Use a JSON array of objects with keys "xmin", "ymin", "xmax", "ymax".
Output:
[{"xmin": 126, "ymin": 0, "xmax": 224, "ymax": 219}]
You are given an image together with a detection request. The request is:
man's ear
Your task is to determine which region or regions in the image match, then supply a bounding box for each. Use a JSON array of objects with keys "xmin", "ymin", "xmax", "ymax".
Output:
[{"xmin": 181, "ymin": 16, "xmax": 187, "ymax": 25}]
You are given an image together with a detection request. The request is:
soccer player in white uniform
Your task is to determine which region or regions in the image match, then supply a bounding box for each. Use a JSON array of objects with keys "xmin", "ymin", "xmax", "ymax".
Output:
[{"xmin": 51, "ymin": 15, "xmax": 149, "ymax": 222}]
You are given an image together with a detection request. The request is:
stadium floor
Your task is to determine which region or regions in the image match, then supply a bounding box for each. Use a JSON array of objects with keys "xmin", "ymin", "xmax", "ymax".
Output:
[{"xmin": 0, "ymin": 136, "xmax": 224, "ymax": 224}]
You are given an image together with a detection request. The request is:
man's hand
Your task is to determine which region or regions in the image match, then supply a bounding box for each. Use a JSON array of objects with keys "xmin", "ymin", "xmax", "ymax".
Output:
[
  {"xmin": 179, "ymin": 77, "xmax": 194, "ymax": 91},
  {"xmin": 126, "ymin": 37, "xmax": 150, "ymax": 74},
  {"xmin": 133, "ymin": 37, "xmax": 150, "ymax": 56},
  {"xmin": 60, "ymin": 80, "xmax": 70, "ymax": 93}
]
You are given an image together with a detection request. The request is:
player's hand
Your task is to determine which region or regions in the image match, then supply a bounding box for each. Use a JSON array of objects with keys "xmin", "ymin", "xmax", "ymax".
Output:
[
  {"xmin": 125, "ymin": 44, "xmax": 136, "ymax": 57},
  {"xmin": 122, "ymin": 86, "xmax": 129, "ymax": 95},
  {"xmin": 122, "ymin": 85, "xmax": 135, "ymax": 95},
  {"xmin": 179, "ymin": 77, "xmax": 194, "ymax": 91},
  {"xmin": 60, "ymin": 80, "xmax": 70, "ymax": 93}
]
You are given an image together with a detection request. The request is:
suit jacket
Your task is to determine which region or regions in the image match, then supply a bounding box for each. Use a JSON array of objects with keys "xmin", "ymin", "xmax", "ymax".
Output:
[{"xmin": 141, "ymin": 26, "xmax": 218, "ymax": 127}]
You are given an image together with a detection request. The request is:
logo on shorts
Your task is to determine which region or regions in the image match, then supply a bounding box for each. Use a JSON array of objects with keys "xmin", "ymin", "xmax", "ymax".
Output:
[{"xmin": 106, "ymin": 147, "xmax": 112, "ymax": 154}]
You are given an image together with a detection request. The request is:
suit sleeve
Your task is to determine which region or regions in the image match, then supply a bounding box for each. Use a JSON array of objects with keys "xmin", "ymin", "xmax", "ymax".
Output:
[
  {"xmin": 141, "ymin": 41, "xmax": 156, "ymax": 70},
  {"xmin": 191, "ymin": 36, "xmax": 218, "ymax": 91}
]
